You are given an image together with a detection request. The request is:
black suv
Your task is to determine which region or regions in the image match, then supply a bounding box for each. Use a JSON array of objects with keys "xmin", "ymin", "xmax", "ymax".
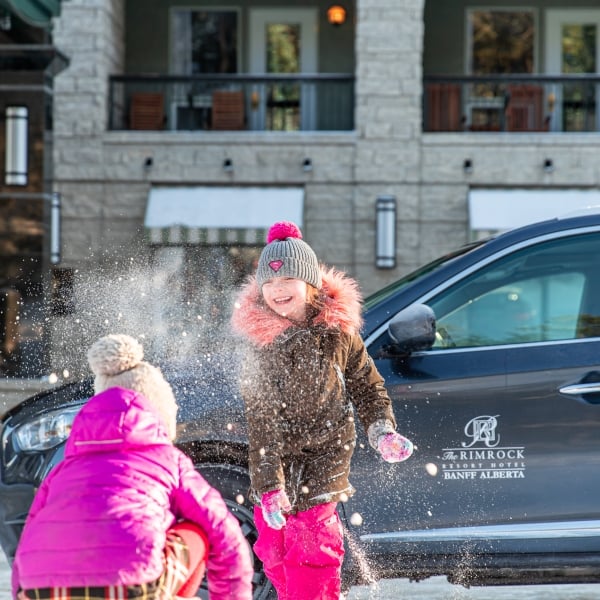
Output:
[{"xmin": 2, "ymin": 211, "xmax": 600, "ymax": 598}]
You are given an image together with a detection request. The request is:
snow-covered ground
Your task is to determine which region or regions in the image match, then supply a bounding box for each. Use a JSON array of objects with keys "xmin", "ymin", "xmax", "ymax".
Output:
[
  {"xmin": 1, "ymin": 550, "xmax": 599, "ymax": 600},
  {"xmin": 347, "ymin": 578, "xmax": 600, "ymax": 599}
]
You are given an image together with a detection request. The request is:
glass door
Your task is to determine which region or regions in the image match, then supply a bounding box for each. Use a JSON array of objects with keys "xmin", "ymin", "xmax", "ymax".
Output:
[
  {"xmin": 170, "ymin": 8, "xmax": 240, "ymax": 130},
  {"xmin": 546, "ymin": 10, "xmax": 600, "ymax": 132},
  {"xmin": 249, "ymin": 8, "xmax": 317, "ymax": 131}
]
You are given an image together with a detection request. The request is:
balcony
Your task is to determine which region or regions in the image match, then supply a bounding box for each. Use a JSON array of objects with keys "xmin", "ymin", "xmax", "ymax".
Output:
[
  {"xmin": 424, "ymin": 74, "xmax": 600, "ymax": 133},
  {"xmin": 108, "ymin": 74, "xmax": 355, "ymax": 132}
]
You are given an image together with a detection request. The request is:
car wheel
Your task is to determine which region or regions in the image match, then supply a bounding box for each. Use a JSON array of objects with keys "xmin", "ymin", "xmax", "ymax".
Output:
[{"xmin": 194, "ymin": 462, "xmax": 276, "ymax": 600}]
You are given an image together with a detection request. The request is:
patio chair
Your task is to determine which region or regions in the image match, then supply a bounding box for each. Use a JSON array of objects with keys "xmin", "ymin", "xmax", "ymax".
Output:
[
  {"xmin": 425, "ymin": 83, "xmax": 464, "ymax": 132},
  {"xmin": 505, "ymin": 85, "xmax": 550, "ymax": 132},
  {"xmin": 130, "ymin": 92, "xmax": 165, "ymax": 130},
  {"xmin": 211, "ymin": 90, "xmax": 245, "ymax": 130}
]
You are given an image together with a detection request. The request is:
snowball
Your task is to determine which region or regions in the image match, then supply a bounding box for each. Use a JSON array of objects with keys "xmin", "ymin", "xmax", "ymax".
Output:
[
  {"xmin": 425, "ymin": 463, "xmax": 438, "ymax": 476},
  {"xmin": 350, "ymin": 512, "xmax": 363, "ymax": 526}
]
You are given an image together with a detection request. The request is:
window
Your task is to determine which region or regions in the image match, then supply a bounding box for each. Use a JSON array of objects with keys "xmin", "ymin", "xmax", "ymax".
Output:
[
  {"xmin": 428, "ymin": 233, "xmax": 600, "ymax": 349},
  {"xmin": 469, "ymin": 10, "xmax": 535, "ymax": 75},
  {"xmin": 467, "ymin": 9, "xmax": 536, "ymax": 130},
  {"xmin": 171, "ymin": 9, "xmax": 239, "ymax": 74},
  {"xmin": 169, "ymin": 9, "xmax": 240, "ymax": 129}
]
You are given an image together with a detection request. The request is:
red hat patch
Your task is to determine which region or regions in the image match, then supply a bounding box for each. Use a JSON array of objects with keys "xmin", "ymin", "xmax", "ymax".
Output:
[{"xmin": 269, "ymin": 259, "xmax": 284, "ymax": 272}]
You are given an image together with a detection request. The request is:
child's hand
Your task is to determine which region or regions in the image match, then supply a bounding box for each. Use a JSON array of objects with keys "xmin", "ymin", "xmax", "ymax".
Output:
[
  {"xmin": 260, "ymin": 489, "xmax": 292, "ymax": 529},
  {"xmin": 377, "ymin": 432, "xmax": 414, "ymax": 463}
]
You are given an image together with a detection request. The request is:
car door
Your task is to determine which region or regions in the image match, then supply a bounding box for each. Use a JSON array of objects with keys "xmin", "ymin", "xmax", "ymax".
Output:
[{"xmin": 345, "ymin": 228, "xmax": 600, "ymax": 557}]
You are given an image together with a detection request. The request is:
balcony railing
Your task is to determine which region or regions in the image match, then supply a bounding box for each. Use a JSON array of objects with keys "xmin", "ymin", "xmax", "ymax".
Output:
[
  {"xmin": 424, "ymin": 74, "xmax": 600, "ymax": 133},
  {"xmin": 108, "ymin": 74, "xmax": 355, "ymax": 132}
]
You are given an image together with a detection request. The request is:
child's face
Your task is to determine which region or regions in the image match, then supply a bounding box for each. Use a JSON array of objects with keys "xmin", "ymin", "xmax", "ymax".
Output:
[{"xmin": 262, "ymin": 277, "xmax": 308, "ymax": 321}]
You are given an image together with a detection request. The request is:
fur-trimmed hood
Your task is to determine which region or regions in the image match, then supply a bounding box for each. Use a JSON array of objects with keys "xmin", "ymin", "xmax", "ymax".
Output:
[{"xmin": 231, "ymin": 266, "xmax": 363, "ymax": 347}]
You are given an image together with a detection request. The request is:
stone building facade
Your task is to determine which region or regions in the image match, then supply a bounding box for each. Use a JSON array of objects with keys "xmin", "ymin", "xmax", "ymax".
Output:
[{"xmin": 3, "ymin": 0, "xmax": 600, "ymax": 405}]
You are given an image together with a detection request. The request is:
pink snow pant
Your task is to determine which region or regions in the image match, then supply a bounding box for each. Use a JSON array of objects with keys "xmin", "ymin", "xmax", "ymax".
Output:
[{"xmin": 253, "ymin": 502, "xmax": 344, "ymax": 600}]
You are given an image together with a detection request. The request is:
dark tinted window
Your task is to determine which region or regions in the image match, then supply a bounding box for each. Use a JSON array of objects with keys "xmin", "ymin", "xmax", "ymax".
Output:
[{"xmin": 429, "ymin": 232, "xmax": 600, "ymax": 348}]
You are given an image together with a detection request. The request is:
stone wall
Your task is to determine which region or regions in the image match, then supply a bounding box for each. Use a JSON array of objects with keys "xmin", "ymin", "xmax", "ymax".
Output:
[{"xmin": 33, "ymin": 0, "xmax": 600, "ymax": 391}]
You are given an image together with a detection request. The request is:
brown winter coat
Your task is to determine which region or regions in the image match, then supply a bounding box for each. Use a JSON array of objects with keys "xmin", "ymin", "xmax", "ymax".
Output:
[{"xmin": 231, "ymin": 267, "xmax": 396, "ymax": 512}]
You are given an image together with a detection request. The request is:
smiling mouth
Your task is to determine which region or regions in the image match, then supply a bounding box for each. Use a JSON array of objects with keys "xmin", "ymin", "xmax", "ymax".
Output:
[{"xmin": 274, "ymin": 296, "xmax": 293, "ymax": 304}]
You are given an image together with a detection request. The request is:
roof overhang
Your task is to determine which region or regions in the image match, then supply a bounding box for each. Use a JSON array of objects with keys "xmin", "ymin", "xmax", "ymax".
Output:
[
  {"xmin": 0, "ymin": 44, "xmax": 69, "ymax": 75},
  {"xmin": 0, "ymin": 0, "xmax": 63, "ymax": 29}
]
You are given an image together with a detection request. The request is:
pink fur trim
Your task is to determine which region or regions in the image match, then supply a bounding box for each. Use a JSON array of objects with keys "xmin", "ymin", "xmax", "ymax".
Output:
[{"xmin": 231, "ymin": 267, "xmax": 363, "ymax": 347}]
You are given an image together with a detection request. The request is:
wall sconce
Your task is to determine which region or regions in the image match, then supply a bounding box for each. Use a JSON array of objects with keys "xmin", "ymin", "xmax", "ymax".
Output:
[
  {"xmin": 50, "ymin": 193, "xmax": 61, "ymax": 265},
  {"xmin": 327, "ymin": 4, "xmax": 346, "ymax": 26},
  {"xmin": 5, "ymin": 106, "xmax": 28, "ymax": 186},
  {"xmin": 302, "ymin": 158, "xmax": 313, "ymax": 172},
  {"xmin": 223, "ymin": 158, "xmax": 234, "ymax": 172},
  {"xmin": 376, "ymin": 195, "xmax": 397, "ymax": 269},
  {"xmin": 143, "ymin": 156, "xmax": 153, "ymax": 171},
  {"xmin": 543, "ymin": 158, "xmax": 554, "ymax": 173},
  {"xmin": 463, "ymin": 159, "xmax": 473, "ymax": 174}
]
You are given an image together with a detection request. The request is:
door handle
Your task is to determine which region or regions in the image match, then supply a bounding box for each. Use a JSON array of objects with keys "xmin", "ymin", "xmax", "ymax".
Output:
[{"xmin": 559, "ymin": 382, "xmax": 600, "ymax": 395}]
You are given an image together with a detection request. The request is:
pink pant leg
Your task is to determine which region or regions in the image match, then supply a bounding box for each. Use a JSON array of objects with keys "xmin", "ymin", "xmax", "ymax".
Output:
[
  {"xmin": 284, "ymin": 503, "xmax": 344, "ymax": 600},
  {"xmin": 254, "ymin": 506, "xmax": 288, "ymax": 599}
]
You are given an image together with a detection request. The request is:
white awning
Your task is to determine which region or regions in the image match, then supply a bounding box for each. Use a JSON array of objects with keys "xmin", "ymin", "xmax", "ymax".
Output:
[
  {"xmin": 145, "ymin": 186, "xmax": 304, "ymax": 244},
  {"xmin": 468, "ymin": 189, "xmax": 600, "ymax": 238}
]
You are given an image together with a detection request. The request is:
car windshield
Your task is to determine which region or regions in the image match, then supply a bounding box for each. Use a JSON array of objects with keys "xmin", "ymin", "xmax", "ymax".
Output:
[{"xmin": 363, "ymin": 240, "xmax": 486, "ymax": 310}]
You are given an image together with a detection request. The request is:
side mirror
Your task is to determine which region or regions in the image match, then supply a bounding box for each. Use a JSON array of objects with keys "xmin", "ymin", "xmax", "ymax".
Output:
[{"xmin": 387, "ymin": 304, "xmax": 436, "ymax": 354}]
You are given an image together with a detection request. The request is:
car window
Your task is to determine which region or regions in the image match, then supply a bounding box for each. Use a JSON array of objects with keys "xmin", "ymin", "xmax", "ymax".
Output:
[
  {"xmin": 363, "ymin": 241, "xmax": 484, "ymax": 310},
  {"xmin": 429, "ymin": 232, "xmax": 600, "ymax": 348}
]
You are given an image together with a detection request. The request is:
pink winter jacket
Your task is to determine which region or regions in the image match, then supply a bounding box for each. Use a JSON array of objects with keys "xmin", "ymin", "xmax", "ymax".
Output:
[{"xmin": 11, "ymin": 387, "xmax": 253, "ymax": 600}]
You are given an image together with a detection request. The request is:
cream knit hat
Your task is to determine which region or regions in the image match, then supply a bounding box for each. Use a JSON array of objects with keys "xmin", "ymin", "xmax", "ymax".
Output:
[
  {"xmin": 87, "ymin": 334, "xmax": 178, "ymax": 440},
  {"xmin": 256, "ymin": 221, "xmax": 322, "ymax": 289}
]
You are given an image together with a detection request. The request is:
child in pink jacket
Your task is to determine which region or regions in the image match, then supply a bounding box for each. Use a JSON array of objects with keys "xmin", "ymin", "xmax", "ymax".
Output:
[{"xmin": 12, "ymin": 334, "xmax": 253, "ymax": 600}]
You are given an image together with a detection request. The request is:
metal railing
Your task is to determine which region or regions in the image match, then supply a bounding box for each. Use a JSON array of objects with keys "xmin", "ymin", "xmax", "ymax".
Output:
[
  {"xmin": 108, "ymin": 73, "xmax": 355, "ymax": 132},
  {"xmin": 423, "ymin": 74, "xmax": 600, "ymax": 133}
]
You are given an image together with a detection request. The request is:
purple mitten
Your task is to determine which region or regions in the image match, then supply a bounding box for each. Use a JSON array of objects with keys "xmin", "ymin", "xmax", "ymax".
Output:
[
  {"xmin": 377, "ymin": 432, "xmax": 414, "ymax": 463},
  {"xmin": 260, "ymin": 489, "xmax": 292, "ymax": 529}
]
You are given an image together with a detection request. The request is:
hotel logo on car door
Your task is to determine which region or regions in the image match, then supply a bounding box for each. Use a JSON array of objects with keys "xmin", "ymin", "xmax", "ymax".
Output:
[{"xmin": 441, "ymin": 415, "xmax": 526, "ymax": 480}]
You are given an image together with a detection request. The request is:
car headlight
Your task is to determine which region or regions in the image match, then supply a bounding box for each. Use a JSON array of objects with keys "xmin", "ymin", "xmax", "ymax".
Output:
[{"xmin": 13, "ymin": 406, "xmax": 82, "ymax": 452}]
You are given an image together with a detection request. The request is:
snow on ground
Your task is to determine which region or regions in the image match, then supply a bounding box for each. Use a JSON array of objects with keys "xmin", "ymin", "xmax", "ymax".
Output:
[{"xmin": 1, "ymin": 550, "xmax": 599, "ymax": 599}]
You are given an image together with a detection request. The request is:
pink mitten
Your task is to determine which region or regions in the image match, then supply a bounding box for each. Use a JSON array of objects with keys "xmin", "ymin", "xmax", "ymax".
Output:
[
  {"xmin": 377, "ymin": 432, "xmax": 414, "ymax": 463},
  {"xmin": 260, "ymin": 489, "xmax": 292, "ymax": 529}
]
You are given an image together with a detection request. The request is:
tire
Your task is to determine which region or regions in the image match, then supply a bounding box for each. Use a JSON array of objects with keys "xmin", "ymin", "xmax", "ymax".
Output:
[{"xmin": 194, "ymin": 462, "xmax": 276, "ymax": 600}]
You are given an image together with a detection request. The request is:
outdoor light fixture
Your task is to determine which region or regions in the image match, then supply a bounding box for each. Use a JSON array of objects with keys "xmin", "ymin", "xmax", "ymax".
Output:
[
  {"xmin": 5, "ymin": 106, "xmax": 28, "ymax": 185},
  {"xmin": 463, "ymin": 158, "xmax": 473, "ymax": 174},
  {"xmin": 50, "ymin": 193, "xmax": 61, "ymax": 265},
  {"xmin": 376, "ymin": 195, "xmax": 397, "ymax": 269},
  {"xmin": 543, "ymin": 158, "xmax": 554, "ymax": 173},
  {"xmin": 327, "ymin": 4, "xmax": 346, "ymax": 26},
  {"xmin": 302, "ymin": 158, "xmax": 313, "ymax": 172},
  {"xmin": 223, "ymin": 158, "xmax": 234, "ymax": 172}
]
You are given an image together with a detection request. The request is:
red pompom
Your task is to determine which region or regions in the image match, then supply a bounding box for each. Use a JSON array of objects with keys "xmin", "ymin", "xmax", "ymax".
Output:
[{"xmin": 266, "ymin": 221, "xmax": 303, "ymax": 244}]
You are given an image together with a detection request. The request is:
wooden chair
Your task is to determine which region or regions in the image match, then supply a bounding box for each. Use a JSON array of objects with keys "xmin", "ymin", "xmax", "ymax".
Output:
[
  {"xmin": 505, "ymin": 85, "xmax": 550, "ymax": 132},
  {"xmin": 130, "ymin": 92, "xmax": 165, "ymax": 130},
  {"xmin": 211, "ymin": 90, "xmax": 245, "ymax": 130},
  {"xmin": 424, "ymin": 83, "xmax": 463, "ymax": 132}
]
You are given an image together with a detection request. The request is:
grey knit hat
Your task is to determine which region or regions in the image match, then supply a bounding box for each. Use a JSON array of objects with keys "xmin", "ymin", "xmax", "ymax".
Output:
[
  {"xmin": 256, "ymin": 221, "xmax": 322, "ymax": 289},
  {"xmin": 87, "ymin": 334, "xmax": 178, "ymax": 440}
]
